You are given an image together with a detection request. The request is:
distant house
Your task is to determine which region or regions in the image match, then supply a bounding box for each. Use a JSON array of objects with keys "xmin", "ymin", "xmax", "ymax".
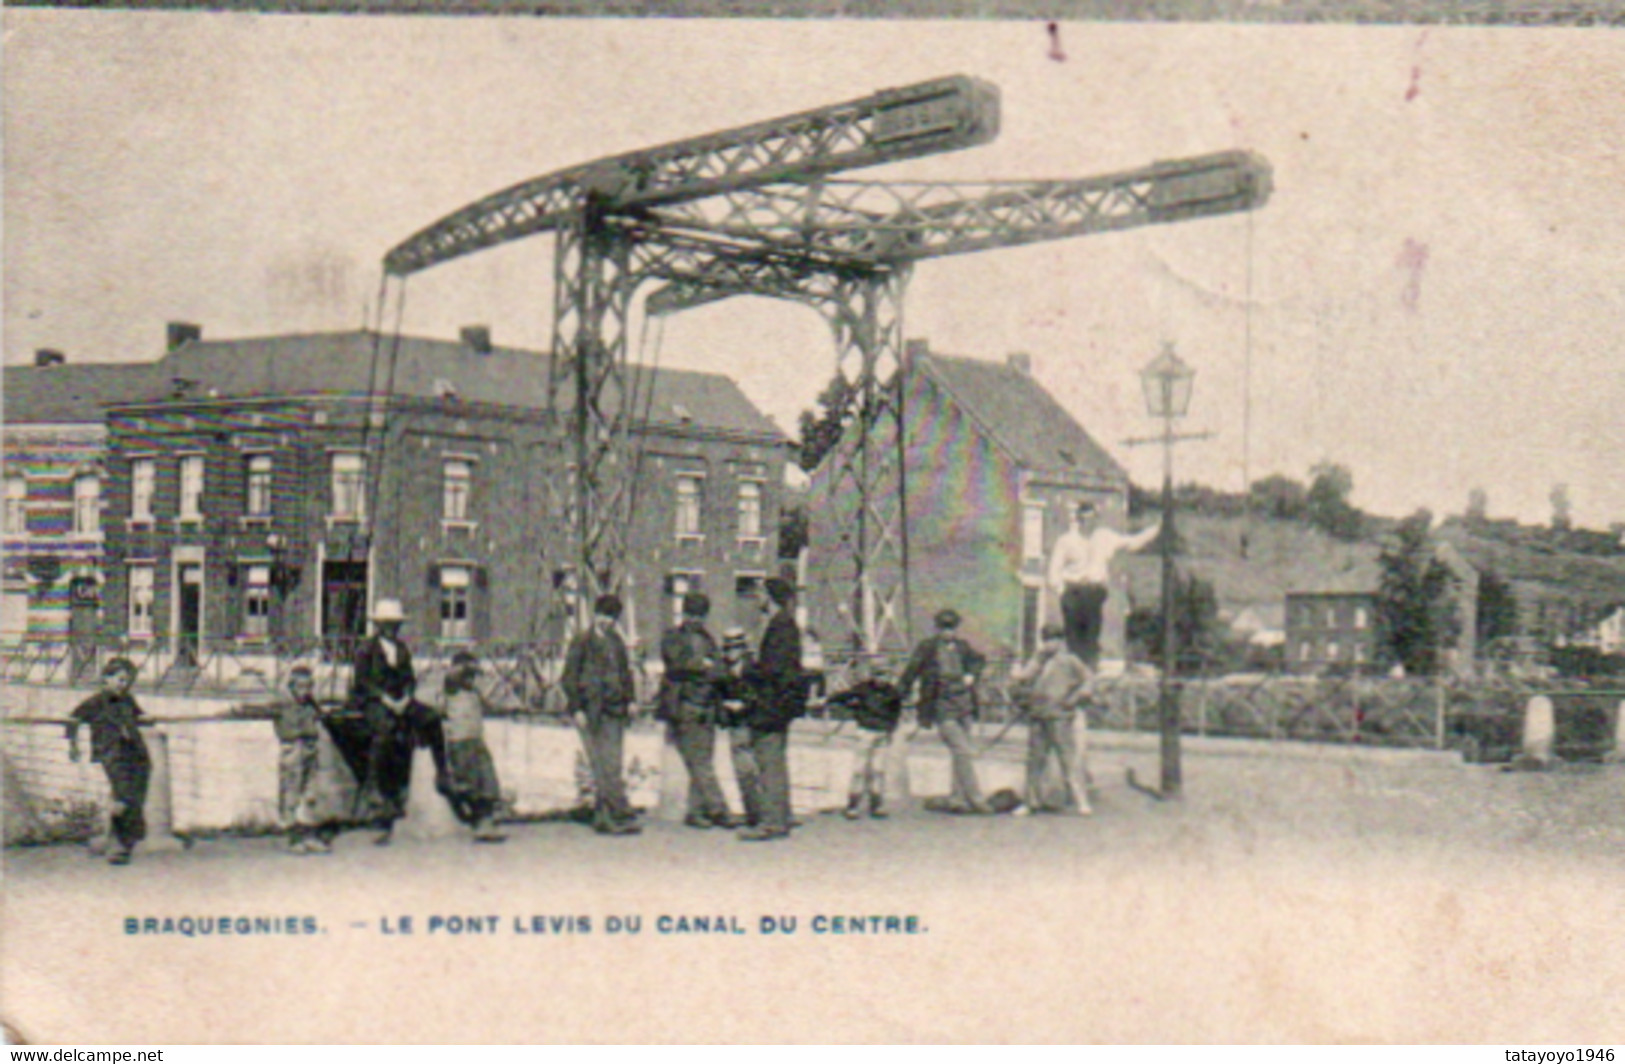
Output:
[
  {"xmin": 2, "ymin": 351, "xmax": 162, "ymax": 648},
  {"xmin": 1284, "ymin": 591, "xmax": 1380, "ymax": 673},
  {"xmin": 1284, "ymin": 539, "xmax": 1479, "ymax": 675},
  {"xmin": 805, "ymin": 341, "xmax": 1130, "ymax": 658},
  {"xmin": 1576, "ymin": 605, "xmax": 1625, "ymax": 655}
]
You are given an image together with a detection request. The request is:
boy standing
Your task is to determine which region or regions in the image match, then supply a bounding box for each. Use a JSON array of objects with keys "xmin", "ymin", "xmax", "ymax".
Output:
[
  {"xmin": 66, "ymin": 658, "xmax": 150, "ymax": 865},
  {"xmin": 1010, "ymin": 623, "xmax": 1093, "ymax": 815},
  {"xmin": 827, "ymin": 658, "xmax": 904, "ymax": 820},
  {"xmin": 276, "ymin": 666, "xmax": 338, "ymax": 854},
  {"xmin": 440, "ymin": 650, "xmax": 507, "ymax": 843}
]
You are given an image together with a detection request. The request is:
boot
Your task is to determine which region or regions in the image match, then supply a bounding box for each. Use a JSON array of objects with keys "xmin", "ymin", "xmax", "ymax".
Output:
[
  {"xmin": 868, "ymin": 791, "xmax": 888, "ymax": 819},
  {"xmin": 843, "ymin": 792, "xmax": 864, "ymax": 821}
]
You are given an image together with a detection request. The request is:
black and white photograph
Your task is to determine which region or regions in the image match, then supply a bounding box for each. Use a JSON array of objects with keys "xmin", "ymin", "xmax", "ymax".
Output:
[{"xmin": 3, "ymin": 11, "xmax": 1624, "ymax": 1044}]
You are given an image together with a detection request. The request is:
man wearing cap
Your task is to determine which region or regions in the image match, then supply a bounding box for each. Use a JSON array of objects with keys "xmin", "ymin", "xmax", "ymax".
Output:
[
  {"xmin": 350, "ymin": 598, "xmax": 423, "ymax": 845},
  {"xmin": 740, "ymin": 576, "xmax": 804, "ymax": 841},
  {"xmin": 66, "ymin": 658, "xmax": 151, "ymax": 865},
  {"xmin": 659, "ymin": 592, "xmax": 737, "ymax": 829},
  {"xmin": 1011, "ymin": 622, "xmax": 1093, "ymax": 815},
  {"xmin": 898, "ymin": 608, "xmax": 990, "ymax": 815},
  {"xmin": 1046, "ymin": 500, "xmax": 1161, "ymax": 667},
  {"xmin": 562, "ymin": 593, "xmax": 642, "ymax": 836}
]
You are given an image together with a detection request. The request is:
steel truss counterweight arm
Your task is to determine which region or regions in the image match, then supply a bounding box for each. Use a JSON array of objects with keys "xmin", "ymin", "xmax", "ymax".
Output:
[
  {"xmin": 384, "ymin": 75, "xmax": 999, "ymax": 277},
  {"xmin": 645, "ymin": 150, "xmax": 1273, "ymax": 265}
]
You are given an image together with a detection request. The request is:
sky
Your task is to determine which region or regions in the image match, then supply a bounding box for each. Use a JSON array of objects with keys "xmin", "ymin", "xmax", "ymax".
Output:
[{"xmin": 5, "ymin": 14, "xmax": 1623, "ymax": 528}]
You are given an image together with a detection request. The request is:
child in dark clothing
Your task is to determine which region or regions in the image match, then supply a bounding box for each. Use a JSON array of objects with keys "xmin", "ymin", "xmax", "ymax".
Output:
[
  {"xmin": 66, "ymin": 658, "xmax": 150, "ymax": 865},
  {"xmin": 827, "ymin": 658, "xmax": 904, "ymax": 819}
]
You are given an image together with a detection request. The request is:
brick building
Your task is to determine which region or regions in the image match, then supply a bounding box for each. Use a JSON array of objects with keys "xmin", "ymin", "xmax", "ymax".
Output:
[
  {"xmin": 806, "ymin": 341, "xmax": 1131, "ymax": 658},
  {"xmin": 2, "ymin": 353, "xmax": 163, "ymax": 649},
  {"xmin": 90, "ymin": 326, "xmax": 785, "ymax": 669},
  {"xmin": 1284, "ymin": 591, "xmax": 1381, "ymax": 673}
]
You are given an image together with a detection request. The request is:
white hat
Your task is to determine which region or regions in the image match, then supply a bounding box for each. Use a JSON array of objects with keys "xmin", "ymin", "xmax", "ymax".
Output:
[{"xmin": 371, "ymin": 598, "xmax": 407, "ymax": 623}]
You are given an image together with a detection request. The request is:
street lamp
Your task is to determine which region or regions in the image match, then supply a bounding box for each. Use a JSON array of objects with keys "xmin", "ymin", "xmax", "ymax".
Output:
[{"xmin": 1138, "ymin": 343, "xmax": 1201, "ymax": 798}]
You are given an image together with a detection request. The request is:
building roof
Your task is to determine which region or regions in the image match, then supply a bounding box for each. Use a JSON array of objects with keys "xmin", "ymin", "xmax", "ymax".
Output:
[
  {"xmin": 2, "ymin": 363, "xmax": 168, "ymax": 425},
  {"xmin": 914, "ymin": 350, "xmax": 1127, "ymax": 486},
  {"xmin": 23, "ymin": 331, "xmax": 781, "ymax": 441}
]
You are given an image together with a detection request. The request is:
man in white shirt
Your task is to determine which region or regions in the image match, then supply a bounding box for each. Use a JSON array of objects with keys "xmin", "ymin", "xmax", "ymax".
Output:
[{"xmin": 1045, "ymin": 500, "xmax": 1160, "ymax": 666}]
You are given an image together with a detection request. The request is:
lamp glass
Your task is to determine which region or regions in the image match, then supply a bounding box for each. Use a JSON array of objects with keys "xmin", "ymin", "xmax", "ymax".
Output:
[{"xmin": 1141, "ymin": 345, "xmax": 1196, "ymax": 419}]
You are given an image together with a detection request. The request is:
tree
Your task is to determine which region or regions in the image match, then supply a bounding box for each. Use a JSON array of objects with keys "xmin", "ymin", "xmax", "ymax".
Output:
[
  {"xmin": 1126, "ymin": 570, "xmax": 1221, "ymax": 676},
  {"xmin": 1249, "ymin": 474, "xmax": 1308, "ymax": 521},
  {"xmin": 1475, "ymin": 568, "xmax": 1519, "ymax": 650},
  {"xmin": 1375, "ymin": 510, "xmax": 1463, "ymax": 676},
  {"xmin": 1306, "ymin": 461, "xmax": 1364, "ymax": 541},
  {"xmin": 794, "ymin": 373, "xmax": 858, "ymax": 472}
]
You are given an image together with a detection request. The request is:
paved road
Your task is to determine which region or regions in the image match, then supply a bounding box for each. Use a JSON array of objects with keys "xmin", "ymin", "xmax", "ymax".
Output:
[{"xmin": 5, "ymin": 743, "xmax": 1623, "ymax": 1043}]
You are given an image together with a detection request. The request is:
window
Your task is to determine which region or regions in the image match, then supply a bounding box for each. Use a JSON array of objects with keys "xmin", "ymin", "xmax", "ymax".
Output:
[
  {"xmin": 1353, "ymin": 643, "xmax": 1368, "ymax": 663},
  {"xmin": 667, "ymin": 572, "xmax": 700, "ymax": 625},
  {"xmin": 330, "ymin": 453, "xmax": 367, "ymax": 520},
  {"xmin": 675, "ymin": 475, "xmax": 702, "ymax": 538},
  {"xmin": 73, "ymin": 475, "xmax": 100, "ymax": 535},
  {"xmin": 439, "ymin": 565, "xmax": 471, "ymax": 640},
  {"xmin": 179, "ymin": 455, "xmax": 204, "ymax": 520},
  {"xmin": 245, "ymin": 455, "xmax": 273, "ymax": 518},
  {"xmin": 1327, "ymin": 639, "xmax": 1340, "ymax": 661},
  {"xmin": 443, "ymin": 459, "xmax": 472, "ymax": 522},
  {"xmin": 4, "ymin": 477, "xmax": 25, "ymax": 535},
  {"xmin": 1022, "ymin": 504, "xmax": 1046, "ymax": 563},
  {"xmin": 128, "ymin": 564, "xmax": 155, "ymax": 638},
  {"xmin": 1354, "ymin": 606, "xmax": 1368, "ymax": 630},
  {"xmin": 131, "ymin": 459, "xmax": 155, "ymax": 522},
  {"xmin": 736, "ymin": 480, "xmax": 762, "ymax": 539},
  {"xmin": 243, "ymin": 565, "xmax": 271, "ymax": 639}
]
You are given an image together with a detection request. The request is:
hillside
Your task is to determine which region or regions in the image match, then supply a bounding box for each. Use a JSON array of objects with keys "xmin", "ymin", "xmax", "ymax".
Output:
[
  {"xmin": 1111, "ymin": 510, "xmax": 1625, "ymax": 633},
  {"xmin": 1116, "ymin": 515, "xmax": 1379, "ymax": 620}
]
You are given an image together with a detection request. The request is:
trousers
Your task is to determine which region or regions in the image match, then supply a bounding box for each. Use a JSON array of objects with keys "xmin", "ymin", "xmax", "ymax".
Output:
[
  {"xmin": 1025, "ymin": 714, "xmax": 1087, "ymax": 812},
  {"xmin": 670, "ymin": 719, "xmax": 732, "ymax": 822},
  {"xmin": 728, "ymin": 726, "xmax": 763, "ymax": 826},
  {"xmin": 101, "ymin": 742, "xmax": 151, "ymax": 852},
  {"xmin": 1060, "ymin": 582, "xmax": 1109, "ymax": 666},
  {"xmin": 583, "ymin": 715, "xmax": 635, "ymax": 828},
  {"xmin": 936, "ymin": 717, "xmax": 987, "ymax": 811},
  {"xmin": 748, "ymin": 727, "xmax": 791, "ymax": 832}
]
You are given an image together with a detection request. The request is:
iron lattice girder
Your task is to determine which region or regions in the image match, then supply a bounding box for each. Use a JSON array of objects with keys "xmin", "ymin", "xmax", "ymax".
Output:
[
  {"xmin": 644, "ymin": 150, "xmax": 1273, "ymax": 265},
  {"xmin": 383, "ymin": 75, "xmax": 999, "ymax": 277},
  {"xmin": 633, "ymin": 231, "xmax": 874, "ymax": 318}
]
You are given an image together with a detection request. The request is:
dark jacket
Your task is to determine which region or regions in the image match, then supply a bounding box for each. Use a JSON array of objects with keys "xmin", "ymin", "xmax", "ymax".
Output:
[
  {"xmin": 746, "ymin": 608, "xmax": 806, "ymax": 733},
  {"xmin": 562, "ymin": 624, "xmax": 636, "ymax": 722},
  {"xmin": 827, "ymin": 679, "xmax": 904, "ymax": 733},
  {"xmin": 66, "ymin": 690, "xmax": 149, "ymax": 765},
  {"xmin": 351, "ymin": 636, "xmax": 417, "ymax": 707},
  {"xmin": 897, "ymin": 633, "xmax": 985, "ymax": 727},
  {"xmin": 659, "ymin": 621, "xmax": 721, "ymax": 723}
]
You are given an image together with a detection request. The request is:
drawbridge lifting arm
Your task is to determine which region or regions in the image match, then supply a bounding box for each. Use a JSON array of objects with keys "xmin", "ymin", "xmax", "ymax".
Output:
[
  {"xmin": 643, "ymin": 150, "xmax": 1272, "ymax": 268},
  {"xmin": 383, "ymin": 75, "xmax": 999, "ymax": 277}
]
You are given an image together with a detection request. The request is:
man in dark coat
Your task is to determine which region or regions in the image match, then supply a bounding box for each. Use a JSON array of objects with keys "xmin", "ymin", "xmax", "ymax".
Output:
[
  {"xmin": 740, "ymin": 577, "xmax": 804, "ymax": 841},
  {"xmin": 562, "ymin": 593, "xmax": 642, "ymax": 836},
  {"xmin": 897, "ymin": 608, "xmax": 991, "ymax": 814},
  {"xmin": 66, "ymin": 658, "xmax": 150, "ymax": 865},
  {"xmin": 659, "ymin": 592, "xmax": 738, "ymax": 828},
  {"xmin": 350, "ymin": 598, "xmax": 432, "ymax": 844}
]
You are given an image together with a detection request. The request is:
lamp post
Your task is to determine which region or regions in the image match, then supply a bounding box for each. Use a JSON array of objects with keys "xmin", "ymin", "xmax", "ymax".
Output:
[{"xmin": 1127, "ymin": 342, "xmax": 1209, "ymax": 799}]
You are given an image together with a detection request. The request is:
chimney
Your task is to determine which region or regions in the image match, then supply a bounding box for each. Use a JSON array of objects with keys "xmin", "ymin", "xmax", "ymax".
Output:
[
  {"xmin": 167, "ymin": 322, "xmax": 202, "ymax": 352},
  {"xmin": 460, "ymin": 325, "xmax": 493, "ymax": 355},
  {"xmin": 904, "ymin": 338, "xmax": 930, "ymax": 364},
  {"xmin": 33, "ymin": 349, "xmax": 66, "ymax": 367},
  {"xmin": 1007, "ymin": 351, "xmax": 1033, "ymax": 375}
]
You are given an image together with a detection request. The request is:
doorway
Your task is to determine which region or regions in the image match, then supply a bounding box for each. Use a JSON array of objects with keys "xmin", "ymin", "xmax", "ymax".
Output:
[{"xmin": 321, "ymin": 561, "xmax": 368, "ymax": 660}]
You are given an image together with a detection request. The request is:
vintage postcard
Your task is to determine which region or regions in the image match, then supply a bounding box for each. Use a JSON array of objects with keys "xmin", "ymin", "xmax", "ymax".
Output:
[{"xmin": 3, "ymin": 11, "xmax": 1624, "ymax": 1044}]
